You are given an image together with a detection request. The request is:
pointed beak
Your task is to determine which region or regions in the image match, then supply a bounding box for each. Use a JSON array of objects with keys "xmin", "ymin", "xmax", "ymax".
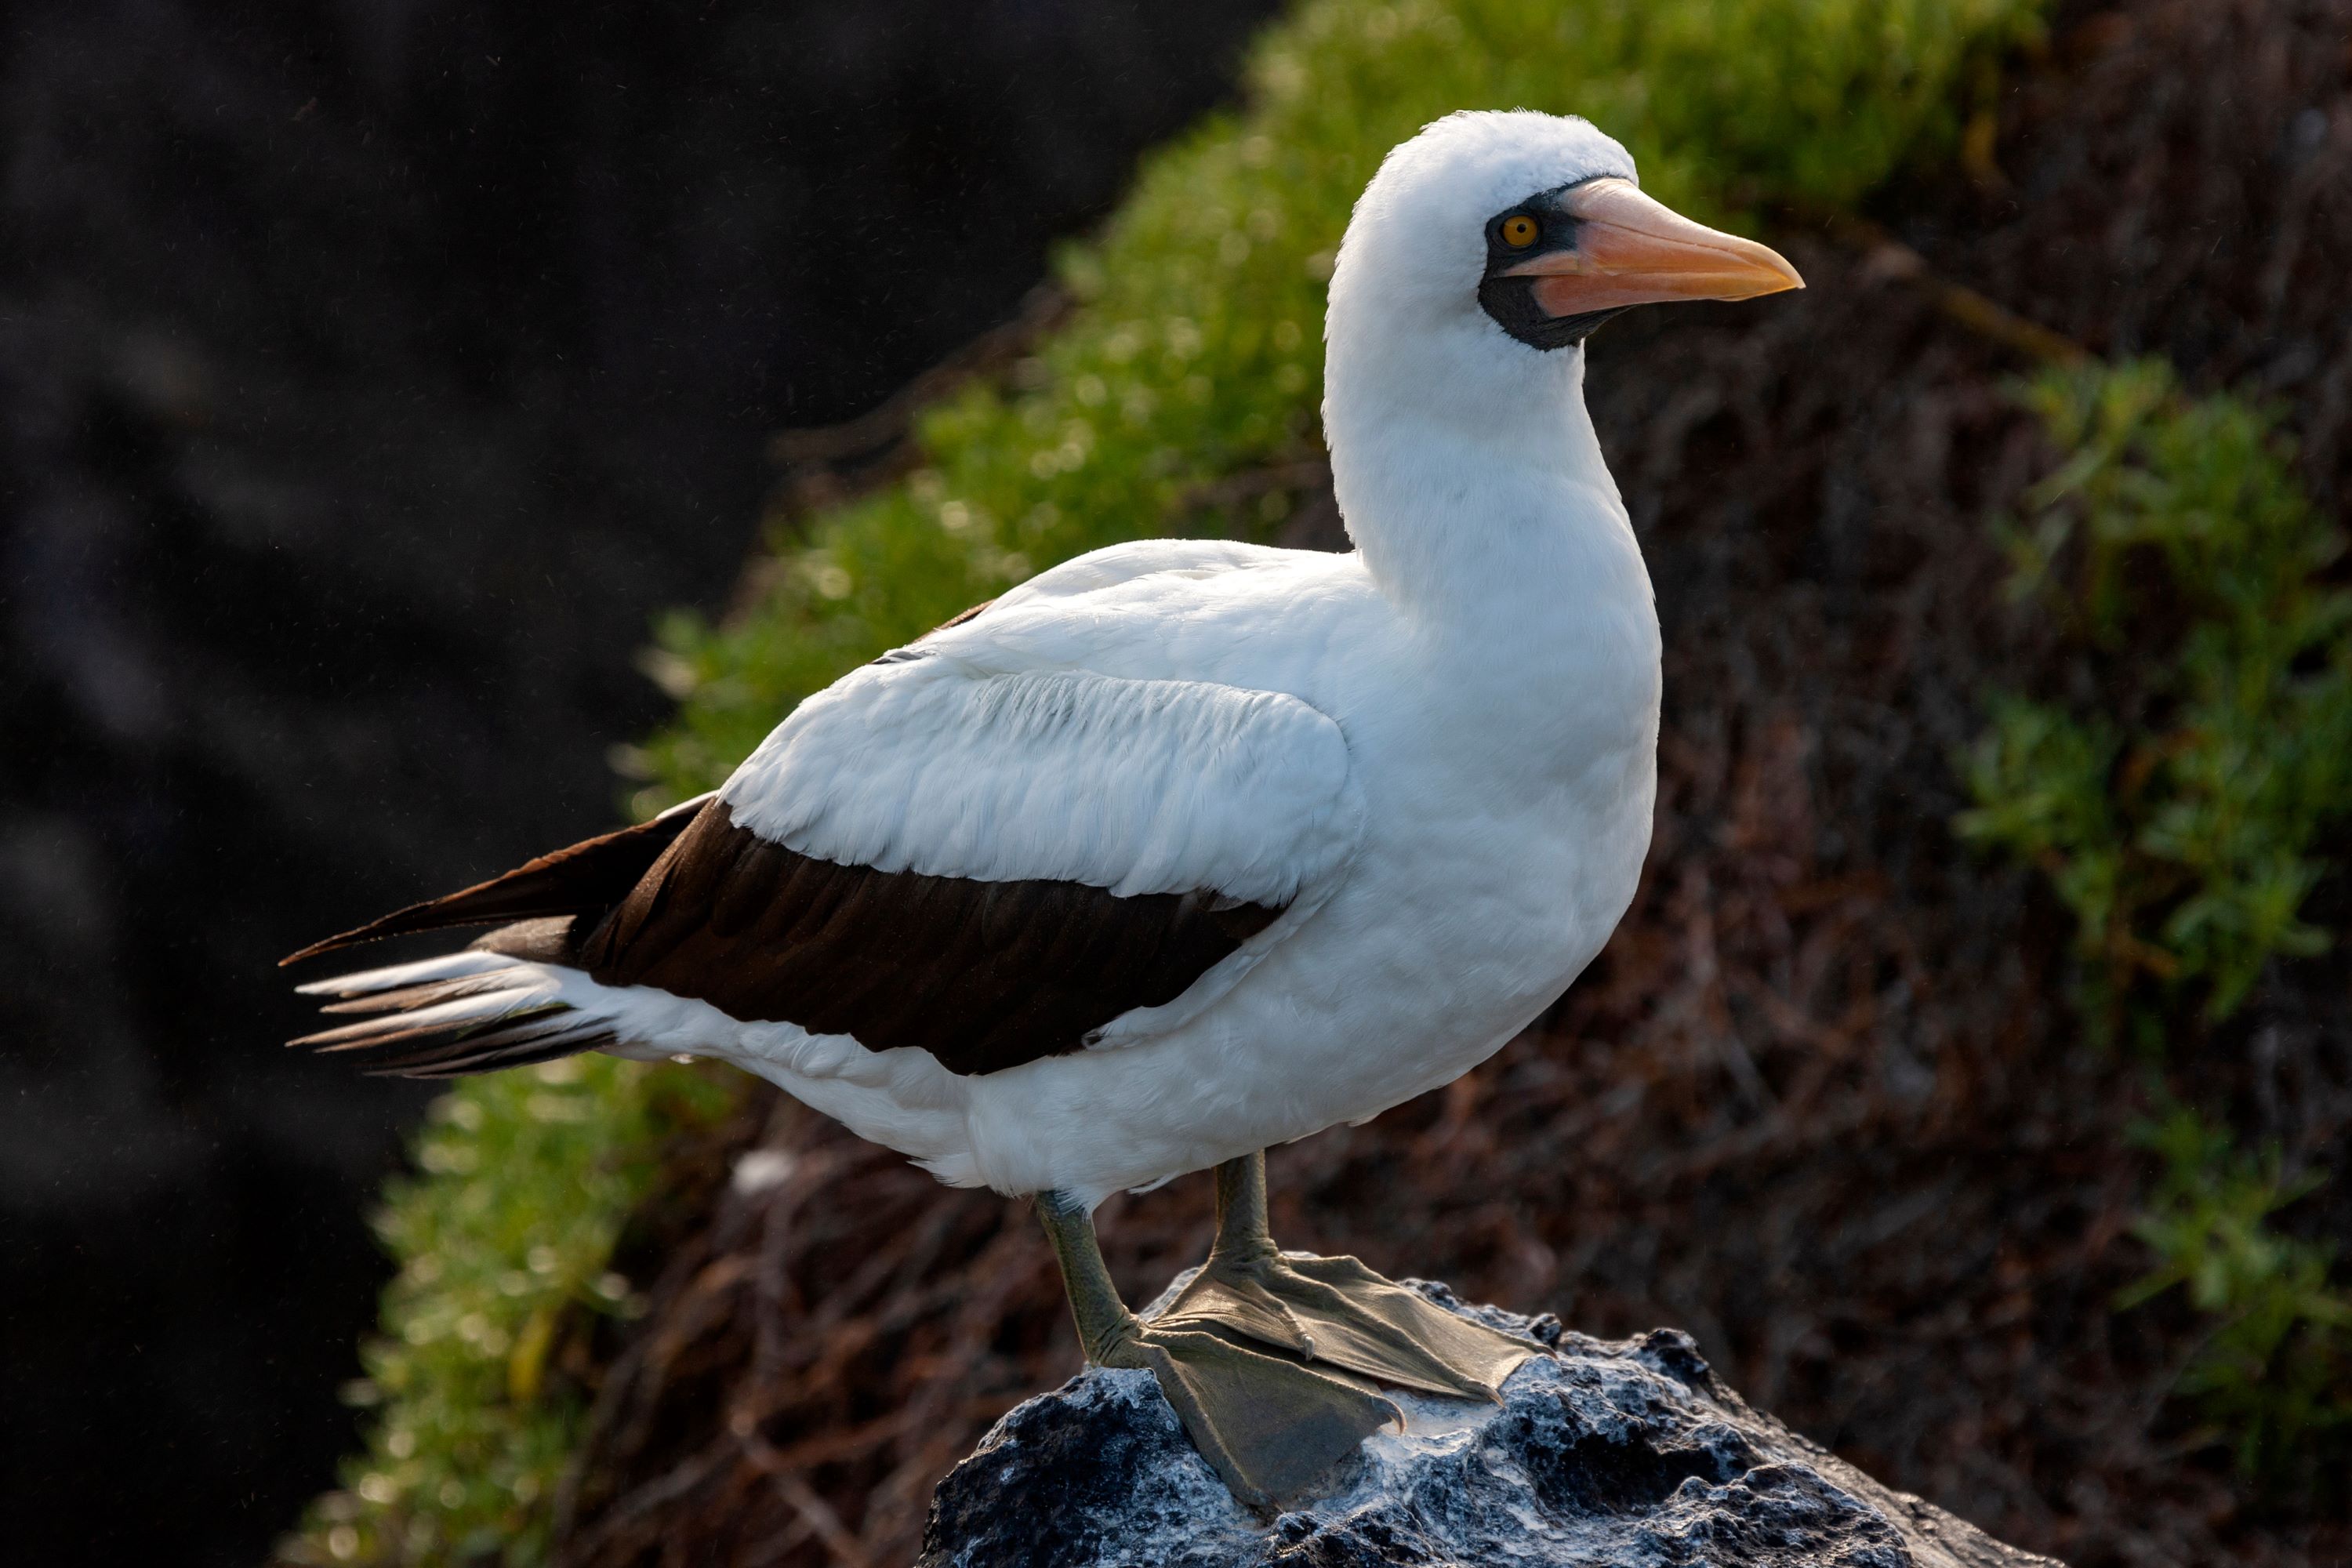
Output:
[{"xmin": 1502, "ymin": 179, "xmax": 1802, "ymax": 317}]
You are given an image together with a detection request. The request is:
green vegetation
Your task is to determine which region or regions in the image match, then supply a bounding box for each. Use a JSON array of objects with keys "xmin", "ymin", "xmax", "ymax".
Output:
[
  {"xmin": 281, "ymin": 1058, "xmax": 731, "ymax": 1566},
  {"xmin": 1959, "ymin": 359, "xmax": 2352, "ymax": 1475},
  {"xmin": 299, "ymin": 2, "xmax": 2064, "ymax": 1560},
  {"xmin": 1961, "ymin": 360, "xmax": 2352, "ymax": 1040},
  {"xmin": 2120, "ymin": 1108, "xmax": 2350, "ymax": 1475}
]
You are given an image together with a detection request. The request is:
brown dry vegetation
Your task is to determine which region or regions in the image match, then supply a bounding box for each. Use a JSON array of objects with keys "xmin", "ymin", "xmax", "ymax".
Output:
[{"xmin": 546, "ymin": 5, "xmax": 2352, "ymax": 1564}]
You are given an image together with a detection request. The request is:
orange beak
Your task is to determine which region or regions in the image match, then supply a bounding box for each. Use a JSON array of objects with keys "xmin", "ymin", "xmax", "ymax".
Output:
[{"xmin": 1501, "ymin": 179, "xmax": 1802, "ymax": 315}]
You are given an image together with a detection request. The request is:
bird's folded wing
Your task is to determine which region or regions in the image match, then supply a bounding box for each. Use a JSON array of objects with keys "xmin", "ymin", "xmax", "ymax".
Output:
[{"xmin": 570, "ymin": 658, "xmax": 1363, "ymax": 1077}]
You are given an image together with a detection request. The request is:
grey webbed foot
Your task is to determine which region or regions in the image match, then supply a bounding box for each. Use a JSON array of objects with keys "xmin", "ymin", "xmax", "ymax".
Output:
[
  {"xmin": 1035, "ymin": 1185, "xmax": 1396, "ymax": 1508},
  {"xmin": 1155, "ymin": 1244, "xmax": 1538, "ymax": 1402},
  {"xmin": 1035, "ymin": 1153, "xmax": 1543, "ymax": 1508}
]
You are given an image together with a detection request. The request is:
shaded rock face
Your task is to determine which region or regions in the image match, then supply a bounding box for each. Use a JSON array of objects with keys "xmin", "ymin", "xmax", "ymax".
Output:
[{"xmin": 920, "ymin": 1290, "xmax": 2056, "ymax": 1568}]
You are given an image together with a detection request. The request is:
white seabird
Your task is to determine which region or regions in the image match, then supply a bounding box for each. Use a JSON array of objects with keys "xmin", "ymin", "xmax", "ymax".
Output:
[{"xmin": 287, "ymin": 109, "xmax": 1800, "ymax": 1504}]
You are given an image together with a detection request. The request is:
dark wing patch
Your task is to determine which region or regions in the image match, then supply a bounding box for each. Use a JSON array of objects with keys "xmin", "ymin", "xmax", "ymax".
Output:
[
  {"xmin": 282, "ymin": 800, "xmax": 709, "ymax": 964},
  {"xmin": 575, "ymin": 800, "xmax": 1281, "ymax": 1077}
]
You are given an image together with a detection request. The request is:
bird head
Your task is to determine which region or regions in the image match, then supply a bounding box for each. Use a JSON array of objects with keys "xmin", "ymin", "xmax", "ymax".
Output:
[{"xmin": 1324, "ymin": 111, "xmax": 1800, "ymax": 437}]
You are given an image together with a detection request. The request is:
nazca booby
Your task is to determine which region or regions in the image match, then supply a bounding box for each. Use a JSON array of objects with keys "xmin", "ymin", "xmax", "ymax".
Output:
[{"xmin": 286, "ymin": 110, "xmax": 1800, "ymax": 1505}]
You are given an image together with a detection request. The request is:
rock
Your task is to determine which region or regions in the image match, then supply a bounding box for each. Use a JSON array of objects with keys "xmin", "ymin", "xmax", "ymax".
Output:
[{"xmin": 918, "ymin": 1279, "xmax": 2060, "ymax": 1568}]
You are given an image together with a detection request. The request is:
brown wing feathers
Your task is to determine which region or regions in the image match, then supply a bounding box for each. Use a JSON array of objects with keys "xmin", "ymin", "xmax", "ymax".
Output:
[
  {"xmin": 289, "ymin": 798, "xmax": 1283, "ymax": 1080},
  {"xmin": 578, "ymin": 802, "xmax": 1280, "ymax": 1076},
  {"xmin": 281, "ymin": 801, "xmax": 709, "ymax": 964}
]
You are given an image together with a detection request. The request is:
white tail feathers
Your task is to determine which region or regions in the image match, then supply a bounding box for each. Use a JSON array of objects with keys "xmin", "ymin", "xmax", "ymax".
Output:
[
  {"xmin": 289, "ymin": 952, "xmax": 610, "ymax": 1079},
  {"xmin": 288, "ymin": 947, "xmax": 981, "ymax": 1183},
  {"xmin": 294, "ymin": 948, "xmax": 524, "ymax": 999}
]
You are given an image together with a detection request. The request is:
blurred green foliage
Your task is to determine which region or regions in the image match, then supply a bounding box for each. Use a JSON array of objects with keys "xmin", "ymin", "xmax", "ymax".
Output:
[
  {"xmin": 631, "ymin": 0, "xmax": 2044, "ymax": 806},
  {"xmin": 298, "ymin": 2, "xmax": 2057, "ymax": 1560},
  {"xmin": 1960, "ymin": 359, "xmax": 2352, "ymax": 1475},
  {"xmin": 281, "ymin": 1058, "xmax": 731, "ymax": 1566},
  {"xmin": 1960, "ymin": 360, "xmax": 2352, "ymax": 1038},
  {"xmin": 2120, "ymin": 1108, "xmax": 2350, "ymax": 1476}
]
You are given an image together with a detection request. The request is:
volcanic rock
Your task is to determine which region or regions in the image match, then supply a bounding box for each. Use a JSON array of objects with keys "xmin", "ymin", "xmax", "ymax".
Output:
[{"xmin": 918, "ymin": 1281, "xmax": 2060, "ymax": 1568}]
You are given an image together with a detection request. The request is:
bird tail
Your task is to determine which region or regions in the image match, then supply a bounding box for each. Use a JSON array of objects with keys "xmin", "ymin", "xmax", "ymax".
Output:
[
  {"xmin": 289, "ymin": 935, "xmax": 619, "ymax": 1079},
  {"xmin": 282, "ymin": 794, "xmax": 711, "ymax": 1079}
]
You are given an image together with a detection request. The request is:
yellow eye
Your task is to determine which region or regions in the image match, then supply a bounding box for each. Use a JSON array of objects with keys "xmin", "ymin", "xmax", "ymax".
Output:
[{"xmin": 1500, "ymin": 214, "xmax": 1539, "ymax": 249}]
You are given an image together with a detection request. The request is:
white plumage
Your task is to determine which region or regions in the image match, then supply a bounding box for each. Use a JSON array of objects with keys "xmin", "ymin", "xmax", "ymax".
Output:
[
  {"xmin": 724, "ymin": 658, "xmax": 1361, "ymax": 905},
  {"xmin": 299, "ymin": 109, "xmax": 1804, "ymax": 1215}
]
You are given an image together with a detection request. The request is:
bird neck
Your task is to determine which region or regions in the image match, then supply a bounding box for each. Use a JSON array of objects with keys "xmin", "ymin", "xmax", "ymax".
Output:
[{"xmin": 1324, "ymin": 343, "xmax": 1644, "ymax": 626}]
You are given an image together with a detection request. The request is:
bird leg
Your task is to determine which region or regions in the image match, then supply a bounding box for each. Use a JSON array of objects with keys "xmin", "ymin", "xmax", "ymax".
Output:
[
  {"xmin": 1153, "ymin": 1150, "xmax": 1544, "ymax": 1403},
  {"xmin": 1034, "ymin": 1189, "xmax": 1397, "ymax": 1509}
]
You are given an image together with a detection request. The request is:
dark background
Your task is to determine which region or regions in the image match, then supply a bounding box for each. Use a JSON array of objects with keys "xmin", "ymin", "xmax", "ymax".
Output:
[{"xmin": 0, "ymin": 2, "xmax": 1272, "ymax": 1561}]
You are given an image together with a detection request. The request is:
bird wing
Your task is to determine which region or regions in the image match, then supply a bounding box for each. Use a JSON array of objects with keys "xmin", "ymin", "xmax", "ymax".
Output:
[{"xmin": 577, "ymin": 647, "xmax": 1363, "ymax": 1076}]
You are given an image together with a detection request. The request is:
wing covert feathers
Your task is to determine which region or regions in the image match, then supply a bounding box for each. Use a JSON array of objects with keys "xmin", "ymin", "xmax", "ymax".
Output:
[{"xmin": 720, "ymin": 663, "xmax": 1358, "ymax": 905}]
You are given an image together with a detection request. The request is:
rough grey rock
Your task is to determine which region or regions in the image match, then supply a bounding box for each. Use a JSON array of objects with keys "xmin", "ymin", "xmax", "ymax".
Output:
[{"xmin": 918, "ymin": 1279, "xmax": 2061, "ymax": 1568}]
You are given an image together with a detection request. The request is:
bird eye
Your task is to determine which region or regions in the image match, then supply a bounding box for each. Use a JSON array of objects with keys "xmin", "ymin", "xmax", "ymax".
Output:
[{"xmin": 1500, "ymin": 214, "xmax": 1539, "ymax": 249}]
